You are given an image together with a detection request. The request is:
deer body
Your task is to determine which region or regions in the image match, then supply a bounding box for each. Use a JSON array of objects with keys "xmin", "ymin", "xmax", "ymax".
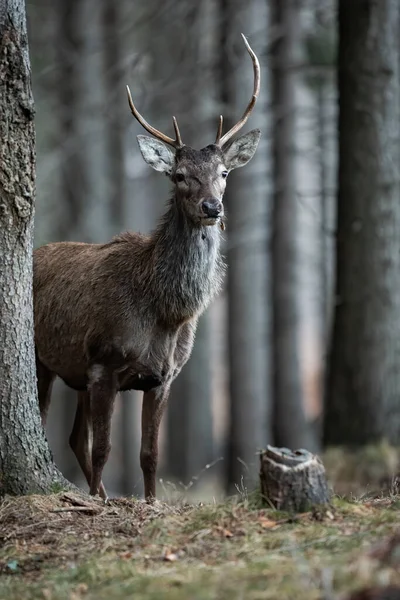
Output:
[
  {"xmin": 34, "ymin": 201, "xmax": 223, "ymax": 393},
  {"xmin": 34, "ymin": 35, "xmax": 261, "ymax": 500}
]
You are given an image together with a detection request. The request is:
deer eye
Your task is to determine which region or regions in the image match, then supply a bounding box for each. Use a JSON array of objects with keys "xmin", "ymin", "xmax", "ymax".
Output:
[
  {"xmin": 222, "ymin": 171, "xmax": 228, "ymax": 179},
  {"xmin": 175, "ymin": 173, "xmax": 186, "ymax": 183}
]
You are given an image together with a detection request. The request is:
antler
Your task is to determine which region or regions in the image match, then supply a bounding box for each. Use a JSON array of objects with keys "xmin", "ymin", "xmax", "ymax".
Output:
[
  {"xmin": 126, "ymin": 85, "xmax": 184, "ymax": 149},
  {"xmin": 215, "ymin": 34, "xmax": 260, "ymax": 147}
]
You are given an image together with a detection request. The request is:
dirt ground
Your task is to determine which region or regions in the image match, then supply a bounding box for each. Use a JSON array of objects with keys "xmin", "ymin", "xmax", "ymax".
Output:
[{"xmin": 0, "ymin": 488, "xmax": 400, "ymax": 600}]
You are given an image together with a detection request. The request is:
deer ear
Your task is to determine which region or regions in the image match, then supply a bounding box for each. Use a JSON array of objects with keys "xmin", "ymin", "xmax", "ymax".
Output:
[
  {"xmin": 222, "ymin": 129, "xmax": 261, "ymax": 171},
  {"xmin": 137, "ymin": 135, "xmax": 175, "ymax": 174}
]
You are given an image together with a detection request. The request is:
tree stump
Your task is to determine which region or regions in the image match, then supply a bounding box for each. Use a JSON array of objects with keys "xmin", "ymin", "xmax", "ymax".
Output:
[{"xmin": 259, "ymin": 446, "xmax": 331, "ymax": 512}]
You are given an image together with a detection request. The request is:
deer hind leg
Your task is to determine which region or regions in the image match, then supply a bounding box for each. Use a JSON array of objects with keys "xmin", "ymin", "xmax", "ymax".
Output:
[
  {"xmin": 88, "ymin": 366, "xmax": 117, "ymax": 497},
  {"xmin": 140, "ymin": 385, "xmax": 170, "ymax": 501},
  {"xmin": 36, "ymin": 355, "xmax": 56, "ymax": 427},
  {"xmin": 69, "ymin": 391, "xmax": 107, "ymax": 499}
]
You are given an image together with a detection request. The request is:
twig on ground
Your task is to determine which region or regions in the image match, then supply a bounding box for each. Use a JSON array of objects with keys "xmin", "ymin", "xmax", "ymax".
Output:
[{"xmin": 50, "ymin": 506, "xmax": 99, "ymax": 514}]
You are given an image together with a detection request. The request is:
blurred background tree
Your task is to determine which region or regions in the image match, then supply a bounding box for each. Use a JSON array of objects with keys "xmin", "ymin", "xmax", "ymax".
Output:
[
  {"xmin": 324, "ymin": 0, "xmax": 400, "ymax": 446},
  {"xmin": 220, "ymin": 0, "xmax": 271, "ymax": 494},
  {"xmin": 26, "ymin": 0, "xmax": 400, "ymax": 500}
]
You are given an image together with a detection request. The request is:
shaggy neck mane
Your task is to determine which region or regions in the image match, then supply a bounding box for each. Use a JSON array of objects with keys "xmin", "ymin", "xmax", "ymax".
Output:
[{"xmin": 146, "ymin": 197, "xmax": 224, "ymax": 323}]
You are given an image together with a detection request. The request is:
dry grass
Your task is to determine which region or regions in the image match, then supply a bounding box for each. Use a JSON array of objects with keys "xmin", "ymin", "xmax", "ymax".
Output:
[
  {"xmin": 0, "ymin": 491, "xmax": 190, "ymax": 576},
  {"xmin": 0, "ymin": 489, "xmax": 400, "ymax": 599},
  {"xmin": 324, "ymin": 443, "xmax": 400, "ymax": 497}
]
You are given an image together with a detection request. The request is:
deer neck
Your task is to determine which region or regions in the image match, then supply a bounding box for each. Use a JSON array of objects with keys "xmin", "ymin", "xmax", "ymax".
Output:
[{"xmin": 149, "ymin": 199, "xmax": 224, "ymax": 323}]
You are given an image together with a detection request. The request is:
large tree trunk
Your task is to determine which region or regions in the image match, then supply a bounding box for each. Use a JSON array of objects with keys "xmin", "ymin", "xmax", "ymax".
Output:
[
  {"xmin": 0, "ymin": 0, "xmax": 67, "ymax": 495},
  {"xmin": 325, "ymin": 0, "xmax": 400, "ymax": 445},
  {"xmin": 271, "ymin": 0, "xmax": 315, "ymax": 450},
  {"xmin": 221, "ymin": 0, "xmax": 272, "ymax": 491}
]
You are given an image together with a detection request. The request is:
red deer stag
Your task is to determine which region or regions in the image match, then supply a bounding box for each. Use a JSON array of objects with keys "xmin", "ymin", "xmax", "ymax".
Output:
[{"xmin": 33, "ymin": 34, "xmax": 261, "ymax": 500}]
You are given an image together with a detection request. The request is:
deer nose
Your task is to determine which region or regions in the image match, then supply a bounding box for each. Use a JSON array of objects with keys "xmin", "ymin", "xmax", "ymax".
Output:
[{"xmin": 202, "ymin": 200, "xmax": 222, "ymax": 218}]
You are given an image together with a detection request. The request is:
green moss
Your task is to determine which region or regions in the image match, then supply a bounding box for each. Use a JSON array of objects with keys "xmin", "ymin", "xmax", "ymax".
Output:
[
  {"xmin": 50, "ymin": 482, "xmax": 68, "ymax": 494},
  {"xmin": 1, "ymin": 492, "xmax": 399, "ymax": 599}
]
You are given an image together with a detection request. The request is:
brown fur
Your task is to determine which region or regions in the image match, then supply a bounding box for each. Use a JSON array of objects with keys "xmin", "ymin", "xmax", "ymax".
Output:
[{"xmin": 34, "ymin": 134, "xmax": 260, "ymax": 500}]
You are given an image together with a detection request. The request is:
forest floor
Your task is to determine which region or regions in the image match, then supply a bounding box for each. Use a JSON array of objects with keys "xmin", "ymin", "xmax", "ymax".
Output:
[{"xmin": 0, "ymin": 487, "xmax": 400, "ymax": 600}]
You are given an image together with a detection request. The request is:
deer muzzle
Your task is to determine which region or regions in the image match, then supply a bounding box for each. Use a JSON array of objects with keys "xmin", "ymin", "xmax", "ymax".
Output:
[{"xmin": 201, "ymin": 199, "xmax": 223, "ymax": 219}]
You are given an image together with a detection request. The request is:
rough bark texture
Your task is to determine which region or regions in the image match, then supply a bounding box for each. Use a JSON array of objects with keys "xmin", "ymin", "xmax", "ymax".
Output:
[
  {"xmin": 259, "ymin": 446, "xmax": 330, "ymax": 512},
  {"xmin": 271, "ymin": 0, "xmax": 314, "ymax": 450},
  {"xmin": 324, "ymin": 0, "xmax": 400, "ymax": 445},
  {"xmin": 0, "ymin": 0, "xmax": 67, "ymax": 494}
]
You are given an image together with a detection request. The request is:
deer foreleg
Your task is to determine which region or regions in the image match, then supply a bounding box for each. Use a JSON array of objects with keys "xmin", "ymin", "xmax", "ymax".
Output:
[
  {"xmin": 140, "ymin": 385, "xmax": 169, "ymax": 501},
  {"xmin": 88, "ymin": 366, "xmax": 117, "ymax": 497}
]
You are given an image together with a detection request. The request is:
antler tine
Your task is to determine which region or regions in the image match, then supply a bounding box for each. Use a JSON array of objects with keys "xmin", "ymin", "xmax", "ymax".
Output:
[
  {"xmin": 217, "ymin": 34, "xmax": 260, "ymax": 147},
  {"xmin": 126, "ymin": 85, "xmax": 184, "ymax": 148},
  {"xmin": 172, "ymin": 116, "xmax": 183, "ymax": 148},
  {"xmin": 215, "ymin": 115, "xmax": 223, "ymax": 144}
]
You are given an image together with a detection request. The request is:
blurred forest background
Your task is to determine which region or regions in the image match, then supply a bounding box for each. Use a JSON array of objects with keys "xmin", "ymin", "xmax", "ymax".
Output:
[{"xmin": 26, "ymin": 0, "xmax": 400, "ymax": 499}]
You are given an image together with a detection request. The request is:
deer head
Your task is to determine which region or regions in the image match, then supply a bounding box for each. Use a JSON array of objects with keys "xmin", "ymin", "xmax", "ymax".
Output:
[{"xmin": 126, "ymin": 34, "xmax": 261, "ymax": 227}]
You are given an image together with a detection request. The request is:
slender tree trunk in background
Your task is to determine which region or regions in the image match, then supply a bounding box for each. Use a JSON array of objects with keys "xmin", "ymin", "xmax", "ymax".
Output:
[
  {"xmin": 325, "ymin": 0, "xmax": 400, "ymax": 445},
  {"xmin": 102, "ymin": 0, "xmax": 126, "ymax": 230},
  {"xmin": 271, "ymin": 0, "xmax": 314, "ymax": 450},
  {"xmin": 168, "ymin": 317, "xmax": 214, "ymax": 485},
  {"xmin": 49, "ymin": 0, "xmax": 110, "ymax": 488},
  {"xmin": 313, "ymin": 79, "xmax": 331, "ymax": 443},
  {"xmin": 220, "ymin": 0, "xmax": 272, "ymax": 492},
  {"xmin": 122, "ymin": 2, "xmax": 169, "ymax": 496},
  {"xmin": 317, "ymin": 82, "xmax": 330, "ymax": 343},
  {"xmin": 102, "ymin": 0, "xmax": 142, "ymax": 496},
  {"xmin": 56, "ymin": 0, "xmax": 88, "ymax": 242},
  {"xmin": 166, "ymin": 4, "xmax": 214, "ymax": 485},
  {"xmin": 50, "ymin": 0, "xmax": 88, "ymax": 486},
  {"xmin": 0, "ymin": 0, "xmax": 68, "ymax": 495},
  {"xmin": 28, "ymin": 0, "xmax": 60, "ymax": 246},
  {"xmin": 56, "ymin": 0, "xmax": 108, "ymax": 244},
  {"xmin": 26, "ymin": 0, "xmax": 73, "ymax": 478}
]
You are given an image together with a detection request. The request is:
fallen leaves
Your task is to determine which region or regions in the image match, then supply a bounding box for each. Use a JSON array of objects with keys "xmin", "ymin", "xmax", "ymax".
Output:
[
  {"xmin": 163, "ymin": 552, "xmax": 179, "ymax": 562},
  {"xmin": 0, "ymin": 492, "xmax": 191, "ymax": 579},
  {"xmin": 259, "ymin": 518, "xmax": 280, "ymax": 530},
  {"xmin": 215, "ymin": 526, "xmax": 234, "ymax": 538},
  {"xmin": 1, "ymin": 490, "xmax": 400, "ymax": 600}
]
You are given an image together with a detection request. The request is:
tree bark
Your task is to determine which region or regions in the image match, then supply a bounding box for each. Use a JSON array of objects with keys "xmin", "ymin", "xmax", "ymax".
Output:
[
  {"xmin": 259, "ymin": 446, "xmax": 330, "ymax": 512},
  {"xmin": 271, "ymin": 0, "xmax": 315, "ymax": 450},
  {"xmin": 316, "ymin": 81, "xmax": 330, "ymax": 343},
  {"xmin": 324, "ymin": 0, "xmax": 400, "ymax": 445},
  {"xmin": 0, "ymin": 0, "xmax": 68, "ymax": 495}
]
